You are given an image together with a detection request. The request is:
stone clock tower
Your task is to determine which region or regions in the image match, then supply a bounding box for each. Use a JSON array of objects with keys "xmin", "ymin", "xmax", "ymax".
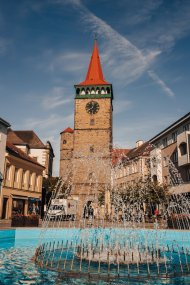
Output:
[{"xmin": 60, "ymin": 40, "xmax": 113, "ymax": 216}]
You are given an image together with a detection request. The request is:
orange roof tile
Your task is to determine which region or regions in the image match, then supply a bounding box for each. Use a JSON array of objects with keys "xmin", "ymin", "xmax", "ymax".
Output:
[
  {"xmin": 61, "ymin": 127, "xmax": 74, "ymax": 134},
  {"xmin": 112, "ymin": 149, "xmax": 131, "ymax": 166},
  {"xmin": 78, "ymin": 40, "xmax": 109, "ymax": 86},
  {"xmin": 6, "ymin": 141, "xmax": 45, "ymax": 168},
  {"xmin": 7, "ymin": 129, "xmax": 45, "ymax": 148}
]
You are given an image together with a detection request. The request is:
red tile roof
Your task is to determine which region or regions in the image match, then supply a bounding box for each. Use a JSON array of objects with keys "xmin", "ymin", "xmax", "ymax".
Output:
[
  {"xmin": 60, "ymin": 127, "xmax": 74, "ymax": 134},
  {"xmin": 112, "ymin": 149, "xmax": 131, "ymax": 166},
  {"xmin": 78, "ymin": 40, "xmax": 110, "ymax": 86},
  {"xmin": 7, "ymin": 129, "xmax": 45, "ymax": 148},
  {"xmin": 123, "ymin": 142, "xmax": 153, "ymax": 162},
  {"xmin": 6, "ymin": 142, "xmax": 44, "ymax": 168}
]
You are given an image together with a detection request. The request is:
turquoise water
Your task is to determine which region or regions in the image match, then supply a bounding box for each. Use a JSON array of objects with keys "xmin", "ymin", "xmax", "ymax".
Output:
[{"xmin": 0, "ymin": 228, "xmax": 190, "ymax": 284}]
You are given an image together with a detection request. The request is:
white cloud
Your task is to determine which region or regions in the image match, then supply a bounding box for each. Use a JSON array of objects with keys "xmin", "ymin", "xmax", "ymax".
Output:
[
  {"xmin": 114, "ymin": 100, "xmax": 132, "ymax": 115},
  {"xmin": 113, "ymin": 113, "xmax": 177, "ymax": 148},
  {"xmin": 120, "ymin": 0, "xmax": 163, "ymax": 27},
  {"xmin": 132, "ymin": 1, "xmax": 190, "ymax": 51},
  {"xmin": 42, "ymin": 95, "xmax": 71, "ymax": 110},
  {"xmin": 148, "ymin": 70, "xmax": 175, "ymax": 98},
  {"xmin": 47, "ymin": 51, "xmax": 89, "ymax": 74},
  {"xmin": 42, "ymin": 87, "xmax": 72, "ymax": 110},
  {"xmin": 57, "ymin": 0, "xmax": 174, "ymax": 98},
  {"xmin": 24, "ymin": 113, "xmax": 73, "ymax": 130}
]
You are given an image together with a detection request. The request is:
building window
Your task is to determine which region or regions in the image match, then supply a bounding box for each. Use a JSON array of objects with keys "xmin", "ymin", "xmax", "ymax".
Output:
[
  {"xmin": 5, "ymin": 165, "xmax": 11, "ymax": 181},
  {"xmin": 187, "ymin": 168, "xmax": 190, "ymax": 181},
  {"xmin": 76, "ymin": 88, "xmax": 80, "ymax": 95},
  {"xmin": 88, "ymin": 172, "xmax": 94, "ymax": 180},
  {"xmin": 23, "ymin": 171, "xmax": 28, "ymax": 187},
  {"xmin": 33, "ymin": 175, "xmax": 36, "ymax": 190},
  {"xmin": 29, "ymin": 173, "xmax": 33, "ymax": 189},
  {"xmin": 14, "ymin": 168, "xmax": 19, "ymax": 183},
  {"xmin": 152, "ymin": 175, "xmax": 157, "ymax": 183},
  {"xmin": 90, "ymin": 146, "xmax": 94, "ymax": 152},
  {"xmin": 164, "ymin": 176, "xmax": 168, "ymax": 185},
  {"xmin": 183, "ymin": 124, "xmax": 189, "ymax": 131},
  {"xmin": 179, "ymin": 142, "xmax": 187, "ymax": 156},
  {"xmin": 172, "ymin": 131, "xmax": 178, "ymax": 142},
  {"xmin": 36, "ymin": 175, "xmax": 41, "ymax": 191},
  {"xmin": 163, "ymin": 157, "xmax": 168, "ymax": 167},
  {"xmin": 171, "ymin": 151, "xmax": 178, "ymax": 163},
  {"xmin": 63, "ymin": 140, "xmax": 67, "ymax": 144},
  {"xmin": 90, "ymin": 119, "xmax": 95, "ymax": 126},
  {"xmin": 162, "ymin": 137, "xmax": 168, "ymax": 148},
  {"xmin": 12, "ymin": 199, "xmax": 25, "ymax": 216}
]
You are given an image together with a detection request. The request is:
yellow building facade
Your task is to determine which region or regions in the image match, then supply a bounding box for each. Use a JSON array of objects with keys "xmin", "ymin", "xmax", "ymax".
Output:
[{"xmin": 1, "ymin": 142, "xmax": 44, "ymax": 219}]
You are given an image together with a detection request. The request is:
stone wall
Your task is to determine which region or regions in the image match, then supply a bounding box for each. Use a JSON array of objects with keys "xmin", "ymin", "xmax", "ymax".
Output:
[{"xmin": 59, "ymin": 132, "xmax": 73, "ymax": 180}]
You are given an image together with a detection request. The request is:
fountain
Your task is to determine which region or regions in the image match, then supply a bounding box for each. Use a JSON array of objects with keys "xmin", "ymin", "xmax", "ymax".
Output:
[{"xmin": 34, "ymin": 147, "xmax": 190, "ymax": 282}]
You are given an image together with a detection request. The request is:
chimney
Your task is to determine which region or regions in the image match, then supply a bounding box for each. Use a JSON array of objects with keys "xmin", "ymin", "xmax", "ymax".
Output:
[{"xmin": 136, "ymin": 140, "xmax": 144, "ymax": 148}]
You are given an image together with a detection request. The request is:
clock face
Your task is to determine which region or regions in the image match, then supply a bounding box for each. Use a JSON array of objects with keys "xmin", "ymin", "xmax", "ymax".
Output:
[{"xmin": 86, "ymin": 101, "xmax": 100, "ymax": 114}]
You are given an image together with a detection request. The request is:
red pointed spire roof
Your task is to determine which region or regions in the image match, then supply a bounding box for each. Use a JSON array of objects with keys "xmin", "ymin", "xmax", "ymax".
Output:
[{"xmin": 78, "ymin": 40, "xmax": 109, "ymax": 86}]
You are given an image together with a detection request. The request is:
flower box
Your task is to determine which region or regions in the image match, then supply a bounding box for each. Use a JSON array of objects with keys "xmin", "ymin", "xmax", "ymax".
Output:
[{"xmin": 11, "ymin": 214, "xmax": 39, "ymax": 227}]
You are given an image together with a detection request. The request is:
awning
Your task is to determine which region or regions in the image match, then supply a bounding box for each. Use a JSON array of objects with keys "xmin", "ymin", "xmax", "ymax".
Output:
[
  {"xmin": 12, "ymin": 195, "xmax": 28, "ymax": 200},
  {"xmin": 28, "ymin": 197, "xmax": 41, "ymax": 202}
]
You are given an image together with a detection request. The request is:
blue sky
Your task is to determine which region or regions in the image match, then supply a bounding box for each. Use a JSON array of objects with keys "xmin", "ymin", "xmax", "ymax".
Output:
[{"xmin": 0, "ymin": 0, "xmax": 190, "ymax": 175}]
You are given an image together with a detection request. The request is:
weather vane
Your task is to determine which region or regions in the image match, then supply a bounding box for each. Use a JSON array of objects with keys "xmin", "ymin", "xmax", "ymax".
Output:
[{"xmin": 94, "ymin": 32, "xmax": 98, "ymax": 41}]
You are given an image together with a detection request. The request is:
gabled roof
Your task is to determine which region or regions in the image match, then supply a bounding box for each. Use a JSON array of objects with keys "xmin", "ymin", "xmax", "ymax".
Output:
[
  {"xmin": 0, "ymin": 117, "xmax": 11, "ymax": 128},
  {"xmin": 6, "ymin": 142, "xmax": 44, "ymax": 168},
  {"xmin": 112, "ymin": 149, "xmax": 131, "ymax": 166},
  {"xmin": 149, "ymin": 112, "xmax": 190, "ymax": 143},
  {"xmin": 78, "ymin": 40, "xmax": 110, "ymax": 86},
  {"xmin": 60, "ymin": 127, "xmax": 74, "ymax": 134},
  {"xmin": 7, "ymin": 129, "xmax": 45, "ymax": 148},
  {"xmin": 123, "ymin": 142, "xmax": 153, "ymax": 161}
]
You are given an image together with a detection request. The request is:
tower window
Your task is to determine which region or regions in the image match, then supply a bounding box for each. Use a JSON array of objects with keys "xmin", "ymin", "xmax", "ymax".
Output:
[
  {"xmin": 101, "ymin": 87, "xmax": 105, "ymax": 94},
  {"xmin": 81, "ymin": 88, "xmax": 85, "ymax": 95},
  {"xmin": 88, "ymin": 172, "xmax": 94, "ymax": 180},
  {"xmin": 76, "ymin": 88, "xmax": 80, "ymax": 95},
  {"xmin": 90, "ymin": 119, "xmax": 95, "ymax": 125},
  {"xmin": 106, "ymin": 87, "xmax": 110, "ymax": 94},
  {"xmin": 63, "ymin": 140, "xmax": 67, "ymax": 144},
  {"xmin": 96, "ymin": 88, "xmax": 100, "ymax": 94},
  {"xmin": 90, "ymin": 146, "xmax": 94, "ymax": 152}
]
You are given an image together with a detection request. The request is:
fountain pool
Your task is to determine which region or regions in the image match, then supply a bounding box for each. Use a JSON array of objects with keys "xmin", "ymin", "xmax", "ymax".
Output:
[{"xmin": 1, "ymin": 228, "xmax": 190, "ymax": 285}]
